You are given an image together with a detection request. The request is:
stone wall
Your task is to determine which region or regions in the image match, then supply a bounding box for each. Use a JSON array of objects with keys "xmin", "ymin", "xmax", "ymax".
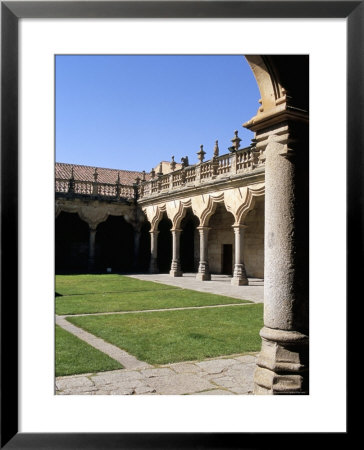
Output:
[
  {"xmin": 244, "ymin": 198, "xmax": 264, "ymax": 278},
  {"xmin": 208, "ymin": 206, "xmax": 235, "ymax": 274}
]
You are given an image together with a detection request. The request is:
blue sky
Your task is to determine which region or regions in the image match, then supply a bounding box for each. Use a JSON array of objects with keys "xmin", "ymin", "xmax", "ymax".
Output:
[{"xmin": 56, "ymin": 55, "xmax": 260, "ymax": 172}]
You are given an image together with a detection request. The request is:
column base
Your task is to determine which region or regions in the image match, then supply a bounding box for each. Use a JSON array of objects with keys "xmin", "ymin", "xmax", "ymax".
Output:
[
  {"xmin": 231, "ymin": 277, "xmax": 248, "ymax": 286},
  {"xmin": 169, "ymin": 270, "xmax": 182, "ymax": 277},
  {"xmin": 196, "ymin": 272, "xmax": 211, "ymax": 281},
  {"xmin": 170, "ymin": 260, "xmax": 182, "ymax": 277},
  {"xmin": 254, "ymin": 327, "xmax": 309, "ymax": 395}
]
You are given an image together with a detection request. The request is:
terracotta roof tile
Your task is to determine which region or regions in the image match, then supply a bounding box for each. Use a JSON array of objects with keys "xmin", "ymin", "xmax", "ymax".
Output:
[{"xmin": 55, "ymin": 162, "xmax": 150, "ymax": 185}]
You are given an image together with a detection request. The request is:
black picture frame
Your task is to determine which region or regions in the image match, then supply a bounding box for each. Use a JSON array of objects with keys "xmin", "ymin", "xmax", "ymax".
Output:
[{"xmin": 1, "ymin": 1, "xmax": 359, "ymax": 448}]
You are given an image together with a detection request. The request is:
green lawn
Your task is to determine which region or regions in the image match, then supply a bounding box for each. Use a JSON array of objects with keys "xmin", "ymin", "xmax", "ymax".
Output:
[
  {"xmin": 67, "ymin": 304, "xmax": 263, "ymax": 365},
  {"xmin": 55, "ymin": 275, "xmax": 252, "ymax": 315},
  {"xmin": 55, "ymin": 325, "xmax": 123, "ymax": 376},
  {"xmin": 56, "ymin": 274, "xmax": 179, "ymax": 296}
]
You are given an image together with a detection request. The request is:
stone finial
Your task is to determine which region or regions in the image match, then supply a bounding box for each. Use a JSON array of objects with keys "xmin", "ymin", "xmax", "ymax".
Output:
[
  {"xmin": 93, "ymin": 167, "xmax": 98, "ymax": 182},
  {"xmin": 213, "ymin": 140, "xmax": 219, "ymax": 157},
  {"xmin": 157, "ymin": 162, "xmax": 163, "ymax": 177},
  {"xmin": 181, "ymin": 156, "xmax": 189, "ymax": 168},
  {"xmin": 70, "ymin": 166, "xmax": 75, "ymax": 179},
  {"xmin": 150, "ymin": 168, "xmax": 155, "ymax": 179},
  {"xmin": 197, "ymin": 145, "xmax": 206, "ymax": 163},
  {"xmin": 229, "ymin": 130, "xmax": 242, "ymax": 152},
  {"xmin": 170, "ymin": 156, "xmax": 176, "ymax": 172},
  {"xmin": 142, "ymin": 170, "xmax": 146, "ymax": 182},
  {"xmin": 116, "ymin": 172, "xmax": 120, "ymax": 184},
  {"xmin": 135, "ymin": 176, "xmax": 141, "ymax": 185}
]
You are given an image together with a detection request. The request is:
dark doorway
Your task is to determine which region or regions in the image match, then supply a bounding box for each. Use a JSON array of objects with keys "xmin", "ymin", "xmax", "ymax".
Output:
[
  {"xmin": 222, "ymin": 244, "xmax": 233, "ymax": 275},
  {"xmin": 157, "ymin": 213, "xmax": 172, "ymax": 273},
  {"xmin": 95, "ymin": 215, "xmax": 134, "ymax": 273},
  {"xmin": 180, "ymin": 208, "xmax": 199, "ymax": 272},
  {"xmin": 56, "ymin": 211, "xmax": 89, "ymax": 273}
]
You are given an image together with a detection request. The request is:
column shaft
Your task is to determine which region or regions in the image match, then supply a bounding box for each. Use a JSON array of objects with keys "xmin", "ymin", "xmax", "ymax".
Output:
[
  {"xmin": 231, "ymin": 225, "xmax": 248, "ymax": 286},
  {"xmin": 196, "ymin": 227, "xmax": 210, "ymax": 281},
  {"xmin": 170, "ymin": 229, "xmax": 182, "ymax": 277},
  {"xmin": 133, "ymin": 230, "xmax": 141, "ymax": 270},
  {"xmin": 88, "ymin": 227, "xmax": 97, "ymax": 272},
  {"xmin": 254, "ymin": 131, "xmax": 309, "ymax": 395},
  {"xmin": 149, "ymin": 230, "xmax": 159, "ymax": 274}
]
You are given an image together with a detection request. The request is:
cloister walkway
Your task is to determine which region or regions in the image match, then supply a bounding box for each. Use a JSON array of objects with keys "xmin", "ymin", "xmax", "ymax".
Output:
[{"xmin": 127, "ymin": 273, "xmax": 264, "ymax": 303}]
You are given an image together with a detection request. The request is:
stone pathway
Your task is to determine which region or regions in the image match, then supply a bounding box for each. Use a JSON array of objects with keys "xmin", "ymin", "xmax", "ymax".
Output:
[
  {"xmin": 127, "ymin": 273, "xmax": 264, "ymax": 303},
  {"xmin": 57, "ymin": 301, "xmax": 254, "ymax": 319},
  {"xmin": 56, "ymin": 353, "xmax": 258, "ymax": 395},
  {"xmin": 56, "ymin": 316, "xmax": 152, "ymax": 370}
]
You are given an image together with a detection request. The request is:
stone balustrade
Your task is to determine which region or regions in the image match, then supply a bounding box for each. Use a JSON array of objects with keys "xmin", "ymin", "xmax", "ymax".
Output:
[
  {"xmin": 55, "ymin": 178, "xmax": 135, "ymax": 201},
  {"xmin": 138, "ymin": 146, "xmax": 264, "ymax": 200}
]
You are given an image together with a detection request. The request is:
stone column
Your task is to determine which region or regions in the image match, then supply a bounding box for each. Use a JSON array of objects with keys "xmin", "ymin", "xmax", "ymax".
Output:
[
  {"xmin": 169, "ymin": 228, "xmax": 182, "ymax": 277},
  {"xmin": 149, "ymin": 230, "xmax": 159, "ymax": 274},
  {"xmin": 88, "ymin": 225, "xmax": 97, "ymax": 272},
  {"xmin": 231, "ymin": 225, "xmax": 248, "ymax": 285},
  {"xmin": 253, "ymin": 130, "xmax": 309, "ymax": 395},
  {"xmin": 133, "ymin": 229, "xmax": 141, "ymax": 270},
  {"xmin": 196, "ymin": 226, "xmax": 211, "ymax": 281}
]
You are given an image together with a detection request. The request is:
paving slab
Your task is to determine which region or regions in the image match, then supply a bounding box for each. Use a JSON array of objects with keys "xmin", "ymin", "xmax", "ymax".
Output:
[
  {"xmin": 56, "ymin": 353, "xmax": 258, "ymax": 395},
  {"xmin": 127, "ymin": 273, "xmax": 264, "ymax": 303}
]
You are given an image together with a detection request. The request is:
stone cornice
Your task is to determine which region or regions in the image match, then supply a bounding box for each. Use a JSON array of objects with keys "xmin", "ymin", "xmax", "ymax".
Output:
[{"xmin": 243, "ymin": 105, "xmax": 309, "ymax": 133}]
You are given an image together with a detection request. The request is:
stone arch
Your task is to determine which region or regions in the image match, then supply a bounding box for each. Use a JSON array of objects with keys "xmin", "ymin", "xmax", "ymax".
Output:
[
  {"xmin": 198, "ymin": 193, "xmax": 225, "ymax": 227},
  {"xmin": 245, "ymin": 55, "xmax": 284, "ymax": 115},
  {"xmin": 144, "ymin": 204, "xmax": 167, "ymax": 232},
  {"xmin": 235, "ymin": 185, "xmax": 265, "ymax": 226},
  {"xmin": 170, "ymin": 199, "xmax": 199, "ymax": 230}
]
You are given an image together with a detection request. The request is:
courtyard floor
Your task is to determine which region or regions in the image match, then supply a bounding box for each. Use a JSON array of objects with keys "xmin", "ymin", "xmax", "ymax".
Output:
[
  {"xmin": 55, "ymin": 274, "xmax": 263, "ymax": 395},
  {"xmin": 127, "ymin": 273, "xmax": 264, "ymax": 303}
]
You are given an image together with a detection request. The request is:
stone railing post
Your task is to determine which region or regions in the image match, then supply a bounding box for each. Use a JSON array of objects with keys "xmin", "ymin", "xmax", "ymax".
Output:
[
  {"xmin": 169, "ymin": 228, "xmax": 182, "ymax": 277},
  {"xmin": 231, "ymin": 225, "xmax": 248, "ymax": 285},
  {"xmin": 230, "ymin": 152, "xmax": 237, "ymax": 175},
  {"xmin": 149, "ymin": 230, "xmax": 159, "ymax": 273},
  {"xmin": 196, "ymin": 226, "xmax": 210, "ymax": 281}
]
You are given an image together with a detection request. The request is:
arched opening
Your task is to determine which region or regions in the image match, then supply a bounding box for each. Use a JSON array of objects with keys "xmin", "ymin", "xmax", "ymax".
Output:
[
  {"xmin": 180, "ymin": 207, "xmax": 199, "ymax": 272},
  {"xmin": 157, "ymin": 213, "xmax": 172, "ymax": 273},
  {"xmin": 55, "ymin": 211, "xmax": 89, "ymax": 274},
  {"xmin": 95, "ymin": 215, "xmax": 134, "ymax": 273},
  {"xmin": 207, "ymin": 203, "xmax": 235, "ymax": 275}
]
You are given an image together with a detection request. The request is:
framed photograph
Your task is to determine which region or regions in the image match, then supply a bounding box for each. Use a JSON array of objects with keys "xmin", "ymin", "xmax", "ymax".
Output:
[{"xmin": 2, "ymin": 0, "xmax": 359, "ymax": 447}]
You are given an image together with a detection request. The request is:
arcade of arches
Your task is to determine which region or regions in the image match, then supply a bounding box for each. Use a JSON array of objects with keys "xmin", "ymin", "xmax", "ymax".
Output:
[{"xmin": 55, "ymin": 55, "xmax": 309, "ymax": 395}]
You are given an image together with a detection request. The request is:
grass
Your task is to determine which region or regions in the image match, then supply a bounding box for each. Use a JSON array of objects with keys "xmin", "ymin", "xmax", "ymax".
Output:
[
  {"xmin": 55, "ymin": 275, "xmax": 252, "ymax": 315},
  {"xmin": 55, "ymin": 325, "xmax": 123, "ymax": 376},
  {"xmin": 67, "ymin": 304, "xmax": 263, "ymax": 365},
  {"xmin": 56, "ymin": 274, "xmax": 179, "ymax": 296}
]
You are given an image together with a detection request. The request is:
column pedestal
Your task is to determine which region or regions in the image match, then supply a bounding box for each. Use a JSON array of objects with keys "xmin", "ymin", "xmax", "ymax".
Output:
[{"xmin": 254, "ymin": 327, "xmax": 309, "ymax": 394}]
